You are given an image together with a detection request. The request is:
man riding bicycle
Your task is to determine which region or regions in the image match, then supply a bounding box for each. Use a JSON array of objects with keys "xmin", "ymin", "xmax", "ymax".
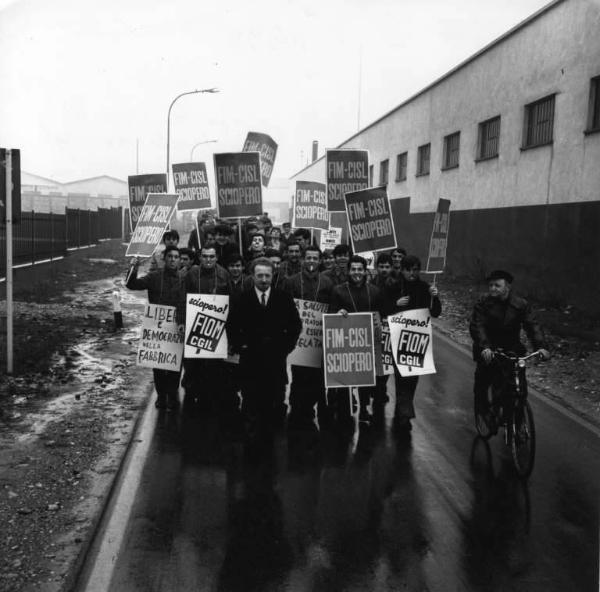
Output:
[{"xmin": 469, "ymin": 270, "xmax": 550, "ymax": 425}]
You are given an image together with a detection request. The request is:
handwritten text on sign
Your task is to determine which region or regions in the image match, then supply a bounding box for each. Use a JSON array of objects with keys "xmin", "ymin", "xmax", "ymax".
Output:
[
  {"xmin": 426, "ymin": 198, "xmax": 451, "ymax": 273},
  {"xmin": 293, "ymin": 181, "xmax": 329, "ymax": 231},
  {"xmin": 289, "ymin": 299, "xmax": 329, "ymax": 368},
  {"xmin": 326, "ymin": 150, "xmax": 369, "ymax": 213},
  {"xmin": 242, "ymin": 132, "xmax": 278, "ymax": 187},
  {"xmin": 136, "ymin": 304, "xmax": 183, "ymax": 371},
  {"xmin": 184, "ymin": 294, "xmax": 229, "ymax": 359},
  {"xmin": 126, "ymin": 193, "xmax": 179, "ymax": 258},
  {"xmin": 172, "ymin": 162, "xmax": 211, "ymax": 211},
  {"xmin": 214, "ymin": 152, "xmax": 263, "ymax": 219},
  {"xmin": 345, "ymin": 186, "xmax": 396, "ymax": 254},
  {"xmin": 127, "ymin": 173, "xmax": 167, "ymax": 232},
  {"xmin": 323, "ymin": 313, "xmax": 376, "ymax": 388},
  {"xmin": 388, "ymin": 309, "xmax": 436, "ymax": 377}
]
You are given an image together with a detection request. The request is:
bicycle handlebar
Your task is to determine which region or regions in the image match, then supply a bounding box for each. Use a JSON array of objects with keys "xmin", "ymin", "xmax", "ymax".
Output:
[{"xmin": 493, "ymin": 349, "xmax": 543, "ymax": 362}]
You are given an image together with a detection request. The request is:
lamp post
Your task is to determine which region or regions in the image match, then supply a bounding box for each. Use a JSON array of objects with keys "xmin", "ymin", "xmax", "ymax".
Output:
[
  {"xmin": 166, "ymin": 88, "xmax": 219, "ymax": 189},
  {"xmin": 190, "ymin": 139, "xmax": 218, "ymax": 162}
]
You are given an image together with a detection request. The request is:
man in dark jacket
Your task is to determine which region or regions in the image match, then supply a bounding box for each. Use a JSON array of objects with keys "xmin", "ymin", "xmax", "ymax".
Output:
[
  {"xmin": 385, "ymin": 255, "xmax": 441, "ymax": 431},
  {"xmin": 127, "ymin": 245, "xmax": 185, "ymax": 410},
  {"xmin": 183, "ymin": 244, "xmax": 230, "ymax": 411},
  {"xmin": 278, "ymin": 241, "xmax": 303, "ymax": 278},
  {"xmin": 469, "ymin": 270, "xmax": 549, "ymax": 423},
  {"xmin": 213, "ymin": 223, "xmax": 239, "ymax": 266},
  {"xmin": 330, "ymin": 255, "xmax": 385, "ymax": 428},
  {"xmin": 284, "ymin": 246, "xmax": 334, "ymax": 431},
  {"xmin": 226, "ymin": 257, "xmax": 302, "ymax": 436},
  {"xmin": 321, "ymin": 243, "xmax": 351, "ymax": 287}
]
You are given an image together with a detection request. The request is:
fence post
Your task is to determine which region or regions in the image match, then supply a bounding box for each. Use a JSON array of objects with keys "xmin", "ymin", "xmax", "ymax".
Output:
[
  {"xmin": 78, "ymin": 209, "xmax": 81, "ymax": 249},
  {"xmin": 50, "ymin": 211, "xmax": 54, "ymax": 261},
  {"xmin": 31, "ymin": 210, "xmax": 35, "ymax": 265}
]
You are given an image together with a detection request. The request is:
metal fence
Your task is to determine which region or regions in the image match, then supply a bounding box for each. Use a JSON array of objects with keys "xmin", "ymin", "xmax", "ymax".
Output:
[{"xmin": 0, "ymin": 206, "xmax": 122, "ymax": 277}]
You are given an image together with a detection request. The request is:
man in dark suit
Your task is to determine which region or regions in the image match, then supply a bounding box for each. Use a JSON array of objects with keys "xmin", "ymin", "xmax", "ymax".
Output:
[{"xmin": 226, "ymin": 257, "xmax": 302, "ymax": 435}]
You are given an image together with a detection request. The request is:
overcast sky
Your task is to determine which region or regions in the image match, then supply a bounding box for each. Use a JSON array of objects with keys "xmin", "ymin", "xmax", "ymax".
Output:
[{"xmin": 0, "ymin": 0, "xmax": 550, "ymax": 183}]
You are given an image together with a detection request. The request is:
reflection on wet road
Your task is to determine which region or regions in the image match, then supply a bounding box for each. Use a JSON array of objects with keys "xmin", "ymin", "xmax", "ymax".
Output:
[{"xmin": 88, "ymin": 334, "xmax": 600, "ymax": 591}]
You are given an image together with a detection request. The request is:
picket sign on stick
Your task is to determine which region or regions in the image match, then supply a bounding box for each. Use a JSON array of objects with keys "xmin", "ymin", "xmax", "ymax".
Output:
[
  {"xmin": 425, "ymin": 197, "xmax": 450, "ymax": 308},
  {"xmin": 184, "ymin": 294, "xmax": 230, "ymax": 359},
  {"xmin": 136, "ymin": 304, "xmax": 184, "ymax": 371},
  {"xmin": 388, "ymin": 309, "xmax": 436, "ymax": 377}
]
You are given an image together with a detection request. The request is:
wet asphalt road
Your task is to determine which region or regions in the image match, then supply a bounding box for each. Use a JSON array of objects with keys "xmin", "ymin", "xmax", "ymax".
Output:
[{"xmin": 81, "ymin": 333, "xmax": 600, "ymax": 591}]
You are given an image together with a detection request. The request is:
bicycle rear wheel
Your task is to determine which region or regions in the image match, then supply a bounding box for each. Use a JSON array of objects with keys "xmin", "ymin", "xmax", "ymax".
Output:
[
  {"xmin": 474, "ymin": 389, "xmax": 495, "ymax": 440},
  {"xmin": 511, "ymin": 400, "xmax": 536, "ymax": 478}
]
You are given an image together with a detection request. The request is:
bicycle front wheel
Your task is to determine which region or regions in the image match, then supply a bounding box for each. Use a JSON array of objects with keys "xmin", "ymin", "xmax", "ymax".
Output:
[{"xmin": 511, "ymin": 400, "xmax": 536, "ymax": 478}]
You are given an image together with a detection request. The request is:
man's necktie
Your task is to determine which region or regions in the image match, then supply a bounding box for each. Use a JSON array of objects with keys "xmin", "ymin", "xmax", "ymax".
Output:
[{"xmin": 261, "ymin": 292, "xmax": 266, "ymax": 307}]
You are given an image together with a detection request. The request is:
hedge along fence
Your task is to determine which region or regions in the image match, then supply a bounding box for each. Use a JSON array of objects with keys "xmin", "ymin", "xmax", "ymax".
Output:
[{"xmin": 0, "ymin": 206, "xmax": 123, "ymax": 278}]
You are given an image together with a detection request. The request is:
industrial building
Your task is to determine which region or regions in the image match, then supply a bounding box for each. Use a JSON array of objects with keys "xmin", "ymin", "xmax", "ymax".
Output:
[{"xmin": 290, "ymin": 0, "xmax": 600, "ymax": 314}]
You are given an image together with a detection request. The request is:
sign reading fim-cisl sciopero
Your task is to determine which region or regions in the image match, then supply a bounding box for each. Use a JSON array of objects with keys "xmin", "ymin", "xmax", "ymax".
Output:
[
  {"xmin": 184, "ymin": 294, "xmax": 230, "ymax": 359},
  {"xmin": 127, "ymin": 173, "xmax": 167, "ymax": 232},
  {"xmin": 242, "ymin": 132, "xmax": 278, "ymax": 187},
  {"xmin": 326, "ymin": 149, "xmax": 369, "ymax": 213},
  {"xmin": 292, "ymin": 181, "xmax": 329, "ymax": 231},
  {"xmin": 172, "ymin": 162, "xmax": 212, "ymax": 211},
  {"xmin": 388, "ymin": 308, "xmax": 436, "ymax": 377},
  {"xmin": 214, "ymin": 152, "xmax": 263, "ymax": 219}
]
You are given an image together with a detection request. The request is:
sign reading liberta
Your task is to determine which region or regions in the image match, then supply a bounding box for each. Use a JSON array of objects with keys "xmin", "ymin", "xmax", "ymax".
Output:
[
  {"xmin": 128, "ymin": 173, "xmax": 167, "ymax": 232},
  {"xmin": 326, "ymin": 149, "xmax": 369, "ymax": 213},
  {"xmin": 345, "ymin": 186, "xmax": 396, "ymax": 254},
  {"xmin": 426, "ymin": 198, "xmax": 451, "ymax": 273},
  {"xmin": 136, "ymin": 304, "xmax": 184, "ymax": 372},
  {"xmin": 172, "ymin": 162, "xmax": 211, "ymax": 211},
  {"xmin": 293, "ymin": 181, "xmax": 329, "ymax": 231},
  {"xmin": 214, "ymin": 152, "xmax": 263, "ymax": 219},
  {"xmin": 126, "ymin": 193, "xmax": 179, "ymax": 258},
  {"xmin": 242, "ymin": 132, "xmax": 278, "ymax": 187}
]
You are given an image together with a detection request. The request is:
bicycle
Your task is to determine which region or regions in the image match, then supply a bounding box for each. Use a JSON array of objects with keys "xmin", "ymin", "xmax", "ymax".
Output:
[{"xmin": 474, "ymin": 350, "xmax": 543, "ymax": 478}]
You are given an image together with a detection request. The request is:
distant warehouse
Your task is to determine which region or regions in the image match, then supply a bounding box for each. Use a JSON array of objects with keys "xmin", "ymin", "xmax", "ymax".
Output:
[{"xmin": 291, "ymin": 0, "xmax": 600, "ymax": 314}]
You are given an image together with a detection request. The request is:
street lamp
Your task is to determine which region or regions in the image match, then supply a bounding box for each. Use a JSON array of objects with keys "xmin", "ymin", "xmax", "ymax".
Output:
[
  {"xmin": 190, "ymin": 139, "xmax": 218, "ymax": 162},
  {"xmin": 166, "ymin": 88, "xmax": 219, "ymax": 188}
]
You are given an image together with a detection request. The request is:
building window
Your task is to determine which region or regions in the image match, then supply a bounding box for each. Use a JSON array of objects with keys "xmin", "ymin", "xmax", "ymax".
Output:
[
  {"xmin": 416, "ymin": 143, "xmax": 430, "ymax": 176},
  {"xmin": 369, "ymin": 164, "xmax": 374, "ymax": 186},
  {"xmin": 586, "ymin": 76, "xmax": 600, "ymax": 133},
  {"xmin": 379, "ymin": 159, "xmax": 389, "ymax": 185},
  {"xmin": 477, "ymin": 116, "xmax": 501, "ymax": 160},
  {"xmin": 442, "ymin": 132, "xmax": 460, "ymax": 169},
  {"xmin": 396, "ymin": 152, "xmax": 407, "ymax": 181},
  {"xmin": 522, "ymin": 94, "xmax": 555, "ymax": 148}
]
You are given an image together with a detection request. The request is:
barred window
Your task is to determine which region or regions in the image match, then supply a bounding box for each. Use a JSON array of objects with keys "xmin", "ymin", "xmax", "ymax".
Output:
[
  {"xmin": 396, "ymin": 152, "xmax": 407, "ymax": 181},
  {"xmin": 523, "ymin": 94, "xmax": 555, "ymax": 148},
  {"xmin": 477, "ymin": 116, "xmax": 500, "ymax": 160},
  {"xmin": 369, "ymin": 164, "xmax": 374, "ymax": 186},
  {"xmin": 586, "ymin": 76, "xmax": 600, "ymax": 132},
  {"xmin": 416, "ymin": 143, "xmax": 430, "ymax": 176},
  {"xmin": 379, "ymin": 159, "xmax": 389, "ymax": 185},
  {"xmin": 442, "ymin": 132, "xmax": 460, "ymax": 169}
]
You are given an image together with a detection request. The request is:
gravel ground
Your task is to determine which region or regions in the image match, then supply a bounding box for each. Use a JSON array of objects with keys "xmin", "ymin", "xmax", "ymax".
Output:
[{"xmin": 0, "ymin": 246, "xmax": 598, "ymax": 591}]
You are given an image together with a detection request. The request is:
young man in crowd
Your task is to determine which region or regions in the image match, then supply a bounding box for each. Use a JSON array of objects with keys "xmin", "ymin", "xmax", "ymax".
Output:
[
  {"xmin": 213, "ymin": 223, "xmax": 239, "ymax": 266},
  {"xmin": 321, "ymin": 243, "xmax": 351, "ymax": 286},
  {"xmin": 226, "ymin": 253, "xmax": 246, "ymax": 297},
  {"xmin": 385, "ymin": 254, "xmax": 441, "ymax": 432},
  {"xmin": 149, "ymin": 229, "xmax": 179, "ymax": 272},
  {"xmin": 126, "ymin": 245, "xmax": 185, "ymax": 410},
  {"xmin": 265, "ymin": 248, "xmax": 284, "ymax": 289},
  {"xmin": 281, "ymin": 221, "xmax": 293, "ymax": 244},
  {"xmin": 278, "ymin": 240, "xmax": 303, "ymax": 278},
  {"xmin": 284, "ymin": 246, "xmax": 334, "ymax": 431},
  {"xmin": 330, "ymin": 255, "xmax": 386, "ymax": 428},
  {"xmin": 178, "ymin": 247, "xmax": 195, "ymax": 278}
]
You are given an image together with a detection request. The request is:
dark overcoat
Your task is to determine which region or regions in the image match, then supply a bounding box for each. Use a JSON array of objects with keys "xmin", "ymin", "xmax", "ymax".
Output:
[{"xmin": 226, "ymin": 287, "xmax": 302, "ymax": 386}]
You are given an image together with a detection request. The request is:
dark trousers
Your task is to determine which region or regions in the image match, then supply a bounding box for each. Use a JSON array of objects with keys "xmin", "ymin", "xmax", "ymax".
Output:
[
  {"xmin": 328, "ymin": 386, "xmax": 374, "ymax": 419},
  {"xmin": 393, "ymin": 369, "xmax": 419, "ymax": 420},
  {"xmin": 152, "ymin": 368, "xmax": 181, "ymax": 399},
  {"xmin": 289, "ymin": 365, "xmax": 328, "ymax": 426},
  {"xmin": 474, "ymin": 360, "xmax": 509, "ymax": 409},
  {"xmin": 241, "ymin": 381, "xmax": 287, "ymax": 428},
  {"xmin": 374, "ymin": 375, "xmax": 390, "ymax": 405}
]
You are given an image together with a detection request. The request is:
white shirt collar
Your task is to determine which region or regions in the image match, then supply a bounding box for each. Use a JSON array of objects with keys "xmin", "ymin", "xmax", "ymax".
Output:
[{"xmin": 255, "ymin": 286, "xmax": 271, "ymax": 304}]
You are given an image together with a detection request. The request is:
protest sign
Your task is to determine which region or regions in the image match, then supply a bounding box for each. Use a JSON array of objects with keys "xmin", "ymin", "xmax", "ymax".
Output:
[
  {"xmin": 214, "ymin": 152, "xmax": 263, "ymax": 219},
  {"xmin": 326, "ymin": 149, "xmax": 369, "ymax": 212},
  {"xmin": 345, "ymin": 186, "xmax": 396, "ymax": 254},
  {"xmin": 323, "ymin": 313, "xmax": 376, "ymax": 388},
  {"xmin": 381, "ymin": 318, "xmax": 395, "ymax": 375},
  {"xmin": 184, "ymin": 294, "xmax": 229, "ymax": 359},
  {"xmin": 292, "ymin": 181, "xmax": 329, "ymax": 231},
  {"xmin": 388, "ymin": 308, "xmax": 436, "ymax": 377},
  {"xmin": 289, "ymin": 299, "xmax": 329, "ymax": 368},
  {"xmin": 320, "ymin": 226, "xmax": 342, "ymax": 251},
  {"xmin": 136, "ymin": 304, "xmax": 183, "ymax": 371},
  {"xmin": 128, "ymin": 173, "xmax": 167, "ymax": 232},
  {"xmin": 242, "ymin": 132, "xmax": 278, "ymax": 187},
  {"xmin": 126, "ymin": 193, "xmax": 179, "ymax": 258},
  {"xmin": 172, "ymin": 162, "xmax": 211, "ymax": 211},
  {"xmin": 426, "ymin": 198, "xmax": 451, "ymax": 273}
]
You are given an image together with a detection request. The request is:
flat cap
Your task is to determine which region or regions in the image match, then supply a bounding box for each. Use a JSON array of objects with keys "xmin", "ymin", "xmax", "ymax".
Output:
[{"xmin": 486, "ymin": 269, "xmax": 514, "ymax": 283}]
